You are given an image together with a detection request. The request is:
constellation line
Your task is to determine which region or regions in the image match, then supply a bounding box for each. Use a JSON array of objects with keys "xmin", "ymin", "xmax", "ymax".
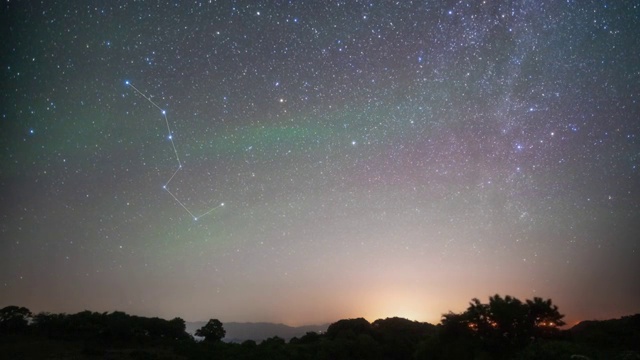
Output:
[{"xmin": 125, "ymin": 80, "xmax": 224, "ymax": 221}]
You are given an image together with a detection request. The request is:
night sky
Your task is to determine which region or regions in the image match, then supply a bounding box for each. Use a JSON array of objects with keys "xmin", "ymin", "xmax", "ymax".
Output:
[{"xmin": 1, "ymin": 1, "xmax": 639, "ymax": 327}]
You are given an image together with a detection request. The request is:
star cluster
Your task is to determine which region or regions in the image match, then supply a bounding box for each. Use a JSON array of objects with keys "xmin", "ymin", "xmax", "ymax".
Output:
[{"xmin": 1, "ymin": 1, "xmax": 639, "ymax": 325}]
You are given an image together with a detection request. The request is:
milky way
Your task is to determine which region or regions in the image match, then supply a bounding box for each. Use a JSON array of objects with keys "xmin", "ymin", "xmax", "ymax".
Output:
[{"xmin": 1, "ymin": 1, "xmax": 639, "ymax": 326}]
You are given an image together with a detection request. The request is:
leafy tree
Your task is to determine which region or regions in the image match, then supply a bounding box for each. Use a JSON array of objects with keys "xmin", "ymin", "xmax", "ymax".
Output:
[
  {"xmin": 260, "ymin": 336, "xmax": 286, "ymax": 347},
  {"xmin": 372, "ymin": 317, "xmax": 436, "ymax": 360},
  {"xmin": 166, "ymin": 317, "xmax": 190, "ymax": 340},
  {"xmin": 196, "ymin": 318, "xmax": 226, "ymax": 342},
  {"xmin": 486, "ymin": 294, "xmax": 528, "ymax": 346},
  {"xmin": 326, "ymin": 318, "xmax": 373, "ymax": 339},
  {"xmin": 465, "ymin": 298, "xmax": 491, "ymax": 336},
  {"xmin": 525, "ymin": 297, "xmax": 565, "ymax": 338},
  {"xmin": 299, "ymin": 331, "xmax": 321, "ymax": 344},
  {"xmin": 436, "ymin": 312, "xmax": 485, "ymax": 360},
  {"xmin": 0, "ymin": 305, "xmax": 32, "ymax": 334},
  {"xmin": 439, "ymin": 295, "xmax": 565, "ymax": 358},
  {"xmin": 32, "ymin": 312, "xmax": 78, "ymax": 340},
  {"xmin": 241, "ymin": 339, "xmax": 257, "ymax": 348},
  {"xmin": 258, "ymin": 337, "xmax": 288, "ymax": 360}
]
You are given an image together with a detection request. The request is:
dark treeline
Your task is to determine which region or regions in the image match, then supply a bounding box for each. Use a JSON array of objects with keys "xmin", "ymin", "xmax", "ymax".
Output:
[{"xmin": 1, "ymin": 295, "xmax": 638, "ymax": 359}]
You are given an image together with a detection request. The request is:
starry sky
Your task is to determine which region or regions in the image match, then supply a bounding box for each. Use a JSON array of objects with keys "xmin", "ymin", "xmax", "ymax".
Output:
[{"xmin": 1, "ymin": 1, "xmax": 639, "ymax": 327}]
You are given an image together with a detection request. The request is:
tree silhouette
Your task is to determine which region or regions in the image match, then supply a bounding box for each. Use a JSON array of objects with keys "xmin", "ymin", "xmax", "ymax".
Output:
[
  {"xmin": 0, "ymin": 302, "xmax": 636, "ymax": 360},
  {"xmin": 372, "ymin": 317, "xmax": 436, "ymax": 360},
  {"xmin": 166, "ymin": 317, "xmax": 190, "ymax": 340},
  {"xmin": 0, "ymin": 306, "xmax": 32, "ymax": 334},
  {"xmin": 486, "ymin": 294, "xmax": 528, "ymax": 344},
  {"xmin": 440, "ymin": 294, "xmax": 565, "ymax": 358},
  {"xmin": 196, "ymin": 319, "xmax": 226, "ymax": 342},
  {"xmin": 525, "ymin": 297, "xmax": 565, "ymax": 338},
  {"xmin": 326, "ymin": 317, "xmax": 373, "ymax": 339}
]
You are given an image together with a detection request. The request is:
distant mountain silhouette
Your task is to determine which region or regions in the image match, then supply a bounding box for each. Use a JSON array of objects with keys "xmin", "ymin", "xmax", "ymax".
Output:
[
  {"xmin": 186, "ymin": 321, "xmax": 329, "ymax": 342},
  {"xmin": 568, "ymin": 313, "xmax": 640, "ymax": 351},
  {"xmin": 569, "ymin": 313, "xmax": 640, "ymax": 333}
]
